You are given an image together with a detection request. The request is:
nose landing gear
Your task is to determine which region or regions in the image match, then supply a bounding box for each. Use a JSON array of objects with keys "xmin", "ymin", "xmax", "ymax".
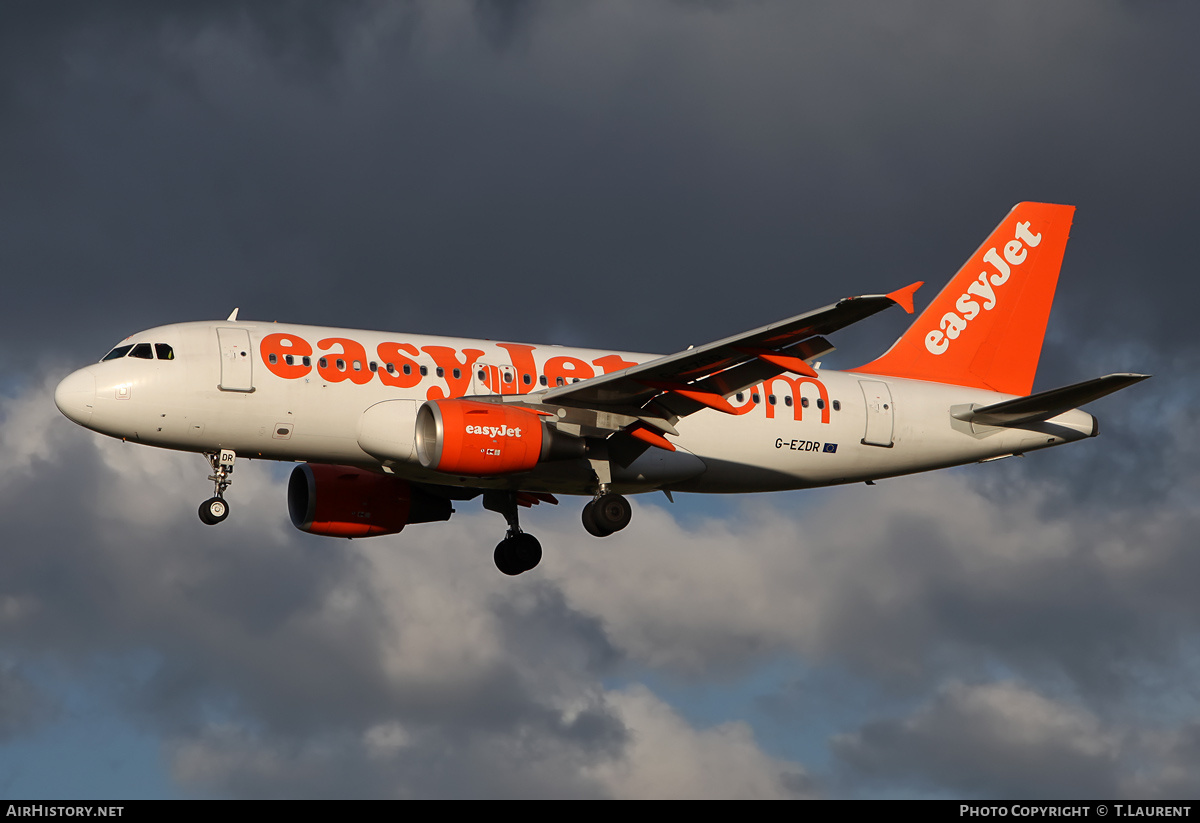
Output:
[{"xmin": 198, "ymin": 449, "xmax": 235, "ymax": 526}]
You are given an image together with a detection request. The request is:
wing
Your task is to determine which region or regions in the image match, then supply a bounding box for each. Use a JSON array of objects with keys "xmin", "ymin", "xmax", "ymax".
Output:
[{"xmin": 489, "ymin": 282, "xmax": 922, "ymax": 452}]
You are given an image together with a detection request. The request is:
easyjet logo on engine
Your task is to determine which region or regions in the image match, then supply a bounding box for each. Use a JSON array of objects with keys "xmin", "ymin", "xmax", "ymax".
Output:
[
  {"xmin": 466, "ymin": 425, "xmax": 524, "ymax": 438},
  {"xmin": 924, "ymin": 220, "xmax": 1043, "ymax": 355}
]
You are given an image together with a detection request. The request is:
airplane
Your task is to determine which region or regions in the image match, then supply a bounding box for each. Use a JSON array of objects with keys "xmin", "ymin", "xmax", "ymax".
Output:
[{"xmin": 54, "ymin": 202, "xmax": 1148, "ymax": 575}]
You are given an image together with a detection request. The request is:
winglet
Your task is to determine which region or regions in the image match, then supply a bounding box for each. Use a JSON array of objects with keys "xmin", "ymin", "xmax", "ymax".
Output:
[{"xmin": 888, "ymin": 281, "xmax": 923, "ymax": 315}]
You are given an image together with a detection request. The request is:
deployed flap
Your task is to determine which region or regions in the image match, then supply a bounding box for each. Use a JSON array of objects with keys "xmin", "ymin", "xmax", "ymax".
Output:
[
  {"xmin": 539, "ymin": 288, "xmax": 919, "ymax": 412},
  {"xmin": 951, "ymin": 373, "xmax": 1150, "ymax": 427}
]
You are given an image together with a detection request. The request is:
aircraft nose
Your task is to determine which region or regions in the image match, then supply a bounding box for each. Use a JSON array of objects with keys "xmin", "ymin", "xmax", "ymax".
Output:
[{"xmin": 54, "ymin": 369, "xmax": 96, "ymax": 426}]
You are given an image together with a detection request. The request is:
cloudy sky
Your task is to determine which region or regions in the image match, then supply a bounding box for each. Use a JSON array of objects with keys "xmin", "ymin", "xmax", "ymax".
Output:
[{"xmin": 1, "ymin": 0, "xmax": 1197, "ymax": 799}]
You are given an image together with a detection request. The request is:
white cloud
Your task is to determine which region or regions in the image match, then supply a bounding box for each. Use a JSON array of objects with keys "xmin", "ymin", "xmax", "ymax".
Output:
[
  {"xmin": 833, "ymin": 681, "xmax": 1121, "ymax": 797},
  {"xmin": 583, "ymin": 685, "xmax": 813, "ymax": 799}
]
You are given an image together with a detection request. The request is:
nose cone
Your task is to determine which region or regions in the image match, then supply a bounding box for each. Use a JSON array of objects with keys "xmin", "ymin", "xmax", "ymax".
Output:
[{"xmin": 55, "ymin": 369, "xmax": 96, "ymax": 426}]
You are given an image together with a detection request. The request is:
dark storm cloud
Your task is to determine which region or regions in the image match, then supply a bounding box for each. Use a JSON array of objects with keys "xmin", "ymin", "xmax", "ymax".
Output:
[{"xmin": 5, "ymin": 1, "xmax": 1195, "ymax": 363}]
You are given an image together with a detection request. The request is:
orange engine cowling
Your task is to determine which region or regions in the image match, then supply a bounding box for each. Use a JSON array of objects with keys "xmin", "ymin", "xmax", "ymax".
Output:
[
  {"xmin": 416, "ymin": 399, "xmax": 583, "ymax": 476},
  {"xmin": 288, "ymin": 464, "xmax": 452, "ymax": 538}
]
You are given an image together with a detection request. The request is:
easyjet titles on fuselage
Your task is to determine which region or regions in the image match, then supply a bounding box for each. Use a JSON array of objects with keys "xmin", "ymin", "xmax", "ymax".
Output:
[{"xmin": 257, "ymin": 332, "xmax": 837, "ymax": 425}]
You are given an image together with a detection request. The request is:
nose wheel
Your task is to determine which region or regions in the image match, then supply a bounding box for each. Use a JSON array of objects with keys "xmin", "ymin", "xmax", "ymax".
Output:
[
  {"xmin": 199, "ymin": 496, "xmax": 230, "ymax": 525},
  {"xmin": 198, "ymin": 449, "xmax": 236, "ymax": 526}
]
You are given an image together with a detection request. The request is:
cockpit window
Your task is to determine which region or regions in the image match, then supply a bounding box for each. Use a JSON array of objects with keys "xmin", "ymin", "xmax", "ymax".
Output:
[
  {"xmin": 130, "ymin": 343, "xmax": 154, "ymax": 359},
  {"xmin": 155, "ymin": 344, "xmax": 174, "ymax": 361},
  {"xmin": 101, "ymin": 345, "xmax": 134, "ymax": 362}
]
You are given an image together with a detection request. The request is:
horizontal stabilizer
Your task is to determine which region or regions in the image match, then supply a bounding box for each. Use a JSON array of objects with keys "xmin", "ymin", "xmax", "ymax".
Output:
[{"xmin": 952, "ymin": 373, "xmax": 1150, "ymax": 427}]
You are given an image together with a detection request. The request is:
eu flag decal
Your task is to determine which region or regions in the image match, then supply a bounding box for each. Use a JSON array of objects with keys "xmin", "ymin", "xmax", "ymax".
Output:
[{"xmin": 823, "ymin": 442, "xmax": 838, "ymax": 454}]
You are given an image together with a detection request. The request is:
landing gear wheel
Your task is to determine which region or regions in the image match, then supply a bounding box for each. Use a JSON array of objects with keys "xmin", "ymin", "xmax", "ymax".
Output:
[
  {"xmin": 582, "ymin": 500, "xmax": 612, "ymax": 537},
  {"xmin": 199, "ymin": 497, "xmax": 229, "ymax": 525},
  {"xmin": 494, "ymin": 532, "xmax": 542, "ymax": 576},
  {"xmin": 591, "ymin": 493, "xmax": 631, "ymax": 535}
]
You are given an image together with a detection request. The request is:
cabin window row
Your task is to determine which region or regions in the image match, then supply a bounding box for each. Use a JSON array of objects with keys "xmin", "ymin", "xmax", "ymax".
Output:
[
  {"xmin": 734, "ymin": 391, "xmax": 841, "ymax": 411},
  {"xmin": 266, "ymin": 353, "xmax": 443, "ymax": 378},
  {"xmin": 266, "ymin": 353, "xmax": 589, "ymax": 388}
]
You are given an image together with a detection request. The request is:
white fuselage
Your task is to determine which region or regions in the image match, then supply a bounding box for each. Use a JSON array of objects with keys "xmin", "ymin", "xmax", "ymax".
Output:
[{"xmin": 54, "ymin": 320, "xmax": 1096, "ymax": 496}]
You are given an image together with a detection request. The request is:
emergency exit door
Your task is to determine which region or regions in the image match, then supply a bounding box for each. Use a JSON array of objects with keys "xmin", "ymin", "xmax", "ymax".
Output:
[
  {"xmin": 859, "ymin": 380, "xmax": 894, "ymax": 447},
  {"xmin": 217, "ymin": 328, "xmax": 254, "ymax": 392}
]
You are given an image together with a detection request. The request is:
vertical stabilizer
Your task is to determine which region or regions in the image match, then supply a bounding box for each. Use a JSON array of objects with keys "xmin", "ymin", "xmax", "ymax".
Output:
[{"xmin": 851, "ymin": 202, "xmax": 1074, "ymax": 396}]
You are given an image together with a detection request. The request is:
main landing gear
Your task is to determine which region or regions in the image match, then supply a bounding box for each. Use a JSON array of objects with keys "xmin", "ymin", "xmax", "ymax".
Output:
[
  {"xmin": 481, "ymin": 486, "xmax": 632, "ymax": 576},
  {"xmin": 581, "ymin": 491, "xmax": 631, "ymax": 538},
  {"xmin": 483, "ymin": 491, "xmax": 543, "ymax": 576},
  {"xmin": 198, "ymin": 449, "xmax": 235, "ymax": 526}
]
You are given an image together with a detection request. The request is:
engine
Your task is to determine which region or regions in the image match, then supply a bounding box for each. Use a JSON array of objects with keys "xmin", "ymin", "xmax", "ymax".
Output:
[
  {"xmin": 415, "ymin": 398, "xmax": 585, "ymax": 476},
  {"xmin": 288, "ymin": 463, "xmax": 452, "ymax": 538}
]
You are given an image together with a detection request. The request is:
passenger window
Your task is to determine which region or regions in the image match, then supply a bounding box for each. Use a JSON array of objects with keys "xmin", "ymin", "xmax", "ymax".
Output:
[
  {"xmin": 387, "ymin": 363, "xmax": 396, "ymax": 374},
  {"xmin": 131, "ymin": 343, "xmax": 153, "ymax": 359},
  {"xmin": 768, "ymin": 394, "xmax": 776, "ymax": 405},
  {"xmin": 352, "ymin": 360, "xmax": 362, "ymax": 371},
  {"xmin": 751, "ymin": 392, "xmax": 760, "ymax": 404},
  {"xmin": 784, "ymin": 396, "xmax": 793, "ymax": 407},
  {"xmin": 540, "ymin": 375, "xmax": 548, "ymax": 386},
  {"xmin": 402, "ymin": 364, "xmax": 410, "ymax": 375},
  {"xmin": 436, "ymin": 367, "xmax": 444, "ymax": 378},
  {"xmin": 102, "ymin": 345, "xmax": 134, "ymax": 362},
  {"xmin": 268, "ymin": 353, "xmax": 278, "ymax": 365},
  {"xmin": 556, "ymin": 377, "xmax": 565, "ymax": 387},
  {"xmin": 832, "ymin": 400, "xmax": 841, "ymax": 411},
  {"xmin": 735, "ymin": 392, "xmax": 744, "ymax": 402},
  {"xmin": 453, "ymin": 368, "xmax": 461, "ymax": 380},
  {"xmin": 336, "ymin": 359, "xmax": 346, "ymax": 371},
  {"xmin": 816, "ymin": 398, "xmax": 825, "ymax": 410},
  {"xmin": 285, "ymin": 354, "xmax": 294, "ymax": 366},
  {"xmin": 155, "ymin": 344, "xmax": 174, "ymax": 361},
  {"xmin": 801, "ymin": 397, "xmax": 809, "ymax": 408},
  {"xmin": 302, "ymin": 356, "xmax": 311, "ymax": 367},
  {"xmin": 478, "ymin": 369, "xmax": 487, "ymax": 381},
  {"xmin": 419, "ymin": 365, "xmax": 428, "ymax": 377},
  {"xmin": 523, "ymin": 374, "xmax": 532, "ymax": 385},
  {"xmin": 368, "ymin": 361, "xmax": 377, "ymax": 372},
  {"xmin": 319, "ymin": 358, "xmax": 328, "ymax": 369}
]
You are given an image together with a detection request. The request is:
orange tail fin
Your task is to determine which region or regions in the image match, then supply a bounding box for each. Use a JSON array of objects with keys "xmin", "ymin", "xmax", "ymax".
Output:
[{"xmin": 851, "ymin": 202, "xmax": 1075, "ymax": 396}]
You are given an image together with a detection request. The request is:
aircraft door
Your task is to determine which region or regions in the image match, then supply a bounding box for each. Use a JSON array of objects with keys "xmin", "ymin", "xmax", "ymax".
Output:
[
  {"xmin": 859, "ymin": 380, "xmax": 894, "ymax": 447},
  {"xmin": 471, "ymin": 363, "xmax": 518, "ymax": 396},
  {"xmin": 217, "ymin": 328, "xmax": 254, "ymax": 392}
]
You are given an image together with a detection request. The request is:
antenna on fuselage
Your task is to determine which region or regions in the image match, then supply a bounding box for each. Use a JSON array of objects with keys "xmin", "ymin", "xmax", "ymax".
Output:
[{"xmin": 226, "ymin": 308, "xmax": 240, "ymax": 322}]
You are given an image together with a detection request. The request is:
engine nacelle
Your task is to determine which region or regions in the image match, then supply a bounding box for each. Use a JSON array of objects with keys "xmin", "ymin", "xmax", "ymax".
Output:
[
  {"xmin": 288, "ymin": 463, "xmax": 452, "ymax": 538},
  {"xmin": 415, "ymin": 399, "xmax": 584, "ymax": 476}
]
